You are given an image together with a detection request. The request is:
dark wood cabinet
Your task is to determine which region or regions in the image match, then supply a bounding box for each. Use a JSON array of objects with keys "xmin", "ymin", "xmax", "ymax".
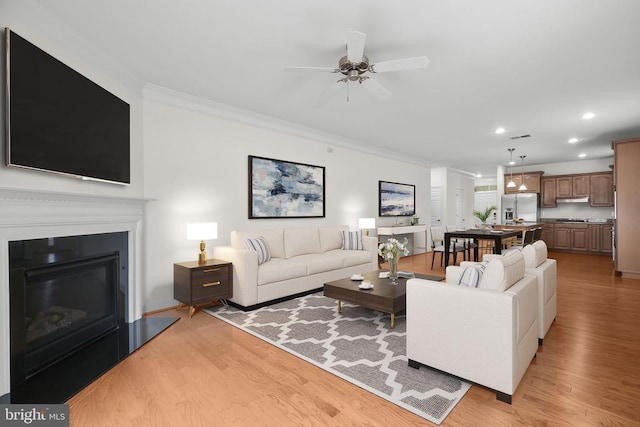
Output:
[
  {"xmin": 541, "ymin": 223, "xmax": 554, "ymax": 248},
  {"xmin": 174, "ymin": 259, "xmax": 233, "ymax": 317},
  {"xmin": 590, "ymin": 173, "xmax": 614, "ymax": 207},
  {"xmin": 541, "ymin": 177, "xmax": 556, "ymax": 207},
  {"xmin": 588, "ymin": 224, "xmax": 601, "ymax": 252},
  {"xmin": 542, "ymin": 172, "xmax": 613, "ymax": 208},
  {"xmin": 547, "ymin": 222, "xmax": 612, "ymax": 254},
  {"xmin": 601, "ymin": 224, "xmax": 613, "ymax": 254},
  {"xmin": 556, "ymin": 174, "xmax": 589, "ymax": 198},
  {"xmin": 504, "ymin": 171, "xmax": 543, "ymax": 194},
  {"xmin": 552, "ymin": 224, "xmax": 588, "ymax": 251}
]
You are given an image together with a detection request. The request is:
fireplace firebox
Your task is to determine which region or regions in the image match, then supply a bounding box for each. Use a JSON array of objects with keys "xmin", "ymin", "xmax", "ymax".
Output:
[{"xmin": 9, "ymin": 233, "xmax": 127, "ymax": 387}]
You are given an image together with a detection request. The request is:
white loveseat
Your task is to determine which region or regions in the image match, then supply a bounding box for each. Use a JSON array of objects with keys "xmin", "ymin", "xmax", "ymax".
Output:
[
  {"xmin": 213, "ymin": 225, "xmax": 378, "ymax": 309},
  {"xmin": 406, "ymin": 251, "xmax": 538, "ymax": 404},
  {"xmin": 482, "ymin": 240, "xmax": 557, "ymax": 344}
]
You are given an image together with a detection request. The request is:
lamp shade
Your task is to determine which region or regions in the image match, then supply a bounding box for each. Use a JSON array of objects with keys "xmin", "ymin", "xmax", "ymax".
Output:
[
  {"xmin": 358, "ymin": 218, "xmax": 375, "ymax": 229},
  {"xmin": 187, "ymin": 222, "xmax": 218, "ymax": 241}
]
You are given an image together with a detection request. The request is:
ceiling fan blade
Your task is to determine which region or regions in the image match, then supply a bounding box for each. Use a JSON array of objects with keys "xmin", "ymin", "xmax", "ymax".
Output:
[
  {"xmin": 314, "ymin": 80, "xmax": 346, "ymax": 107},
  {"xmin": 284, "ymin": 66, "xmax": 339, "ymax": 73},
  {"xmin": 346, "ymin": 31, "xmax": 366, "ymax": 63},
  {"xmin": 360, "ymin": 77, "xmax": 392, "ymax": 100},
  {"xmin": 371, "ymin": 56, "xmax": 430, "ymax": 73}
]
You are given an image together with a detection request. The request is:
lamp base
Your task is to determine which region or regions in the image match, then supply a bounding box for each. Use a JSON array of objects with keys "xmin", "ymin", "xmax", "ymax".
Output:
[{"xmin": 198, "ymin": 240, "xmax": 207, "ymax": 263}]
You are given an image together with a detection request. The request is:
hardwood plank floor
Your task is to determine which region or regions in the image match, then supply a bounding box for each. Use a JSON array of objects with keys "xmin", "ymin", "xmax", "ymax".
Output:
[{"xmin": 67, "ymin": 251, "xmax": 640, "ymax": 426}]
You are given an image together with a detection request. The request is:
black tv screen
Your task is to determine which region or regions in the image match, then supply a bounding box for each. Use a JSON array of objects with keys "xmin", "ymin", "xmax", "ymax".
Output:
[{"xmin": 5, "ymin": 28, "xmax": 130, "ymax": 184}]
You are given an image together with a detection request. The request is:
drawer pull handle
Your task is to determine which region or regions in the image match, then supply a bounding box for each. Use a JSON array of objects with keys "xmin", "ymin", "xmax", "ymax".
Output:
[
  {"xmin": 202, "ymin": 281, "xmax": 221, "ymax": 287},
  {"xmin": 202, "ymin": 268, "xmax": 221, "ymax": 273}
]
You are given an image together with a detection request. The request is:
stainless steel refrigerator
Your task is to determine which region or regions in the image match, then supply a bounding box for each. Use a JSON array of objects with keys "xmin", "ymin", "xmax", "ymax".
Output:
[{"xmin": 501, "ymin": 193, "xmax": 540, "ymax": 222}]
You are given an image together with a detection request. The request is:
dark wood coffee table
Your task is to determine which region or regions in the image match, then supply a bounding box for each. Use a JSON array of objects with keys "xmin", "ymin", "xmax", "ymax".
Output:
[{"xmin": 323, "ymin": 270, "xmax": 443, "ymax": 328}]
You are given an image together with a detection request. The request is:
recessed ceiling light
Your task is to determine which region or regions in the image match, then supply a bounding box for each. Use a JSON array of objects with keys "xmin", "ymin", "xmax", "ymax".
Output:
[
  {"xmin": 578, "ymin": 153, "xmax": 587, "ymax": 158},
  {"xmin": 495, "ymin": 127, "xmax": 505, "ymax": 134},
  {"xmin": 568, "ymin": 137, "xmax": 579, "ymax": 143},
  {"xmin": 476, "ymin": 173, "xmax": 482, "ymax": 178},
  {"xmin": 582, "ymin": 112, "xmax": 595, "ymax": 120}
]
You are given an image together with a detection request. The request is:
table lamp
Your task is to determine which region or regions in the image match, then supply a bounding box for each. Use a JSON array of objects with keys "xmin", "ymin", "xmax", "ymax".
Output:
[
  {"xmin": 187, "ymin": 222, "xmax": 218, "ymax": 263},
  {"xmin": 358, "ymin": 218, "xmax": 376, "ymax": 236}
]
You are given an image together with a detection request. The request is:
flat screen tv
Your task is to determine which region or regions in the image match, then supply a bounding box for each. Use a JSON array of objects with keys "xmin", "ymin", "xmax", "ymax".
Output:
[{"xmin": 5, "ymin": 28, "xmax": 130, "ymax": 184}]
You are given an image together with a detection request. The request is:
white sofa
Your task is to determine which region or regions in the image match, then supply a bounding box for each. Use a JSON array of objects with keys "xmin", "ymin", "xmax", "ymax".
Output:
[
  {"xmin": 406, "ymin": 251, "xmax": 538, "ymax": 404},
  {"xmin": 483, "ymin": 241, "xmax": 557, "ymax": 344},
  {"xmin": 213, "ymin": 225, "xmax": 378, "ymax": 309}
]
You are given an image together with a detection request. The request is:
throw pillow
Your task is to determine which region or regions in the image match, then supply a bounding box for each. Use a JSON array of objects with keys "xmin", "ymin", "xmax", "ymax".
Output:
[
  {"xmin": 341, "ymin": 230, "xmax": 363, "ymax": 250},
  {"xmin": 243, "ymin": 236, "xmax": 271, "ymax": 265},
  {"xmin": 457, "ymin": 262, "xmax": 487, "ymax": 287}
]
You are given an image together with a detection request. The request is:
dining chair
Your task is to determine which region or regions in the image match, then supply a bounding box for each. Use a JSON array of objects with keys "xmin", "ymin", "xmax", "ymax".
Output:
[
  {"xmin": 532, "ymin": 227, "xmax": 543, "ymax": 242},
  {"xmin": 516, "ymin": 229, "xmax": 535, "ymax": 247},
  {"xmin": 430, "ymin": 226, "xmax": 466, "ymax": 269},
  {"xmin": 446, "ymin": 225, "xmax": 478, "ymax": 261}
]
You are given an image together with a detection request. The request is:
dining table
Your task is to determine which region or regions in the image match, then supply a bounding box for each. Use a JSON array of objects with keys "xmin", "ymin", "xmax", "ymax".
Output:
[{"xmin": 444, "ymin": 229, "xmax": 521, "ymax": 267}]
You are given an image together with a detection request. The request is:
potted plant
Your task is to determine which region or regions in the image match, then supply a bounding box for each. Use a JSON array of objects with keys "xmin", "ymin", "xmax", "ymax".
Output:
[{"xmin": 473, "ymin": 205, "xmax": 497, "ymax": 228}]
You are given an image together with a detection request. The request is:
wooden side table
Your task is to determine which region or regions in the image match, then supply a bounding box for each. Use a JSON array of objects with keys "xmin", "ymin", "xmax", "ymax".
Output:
[{"xmin": 174, "ymin": 259, "xmax": 233, "ymax": 317}]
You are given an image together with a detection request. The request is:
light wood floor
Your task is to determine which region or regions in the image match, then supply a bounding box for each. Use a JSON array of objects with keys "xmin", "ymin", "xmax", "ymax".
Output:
[{"xmin": 67, "ymin": 252, "xmax": 640, "ymax": 426}]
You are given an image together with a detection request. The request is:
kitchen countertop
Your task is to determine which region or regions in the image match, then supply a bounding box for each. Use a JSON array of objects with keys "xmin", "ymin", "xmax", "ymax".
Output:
[{"xmin": 541, "ymin": 218, "xmax": 613, "ymax": 224}]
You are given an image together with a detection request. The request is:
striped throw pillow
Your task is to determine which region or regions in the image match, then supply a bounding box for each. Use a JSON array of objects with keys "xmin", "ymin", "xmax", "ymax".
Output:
[
  {"xmin": 458, "ymin": 263, "xmax": 486, "ymax": 287},
  {"xmin": 244, "ymin": 237, "xmax": 271, "ymax": 265},
  {"xmin": 341, "ymin": 230, "xmax": 363, "ymax": 250}
]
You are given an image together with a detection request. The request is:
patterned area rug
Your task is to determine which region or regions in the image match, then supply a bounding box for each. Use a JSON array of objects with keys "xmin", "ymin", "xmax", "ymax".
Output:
[{"xmin": 204, "ymin": 293, "xmax": 470, "ymax": 424}]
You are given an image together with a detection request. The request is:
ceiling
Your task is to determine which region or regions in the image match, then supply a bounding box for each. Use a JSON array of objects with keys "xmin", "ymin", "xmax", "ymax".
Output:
[{"xmin": 34, "ymin": 0, "xmax": 640, "ymax": 178}]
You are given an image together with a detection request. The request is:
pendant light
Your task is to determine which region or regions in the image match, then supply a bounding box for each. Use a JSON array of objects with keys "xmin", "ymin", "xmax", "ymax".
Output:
[
  {"xmin": 518, "ymin": 155, "xmax": 527, "ymax": 191},
  {"xmin": 506, "ymin": 148, "xmax": 516, "ymax": 188}
]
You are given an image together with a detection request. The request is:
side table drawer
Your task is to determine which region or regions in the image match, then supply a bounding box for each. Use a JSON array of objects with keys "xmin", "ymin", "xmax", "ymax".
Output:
[{"xmin": 191, "ymin": 266, "xmax": 231, "ymax": 302}]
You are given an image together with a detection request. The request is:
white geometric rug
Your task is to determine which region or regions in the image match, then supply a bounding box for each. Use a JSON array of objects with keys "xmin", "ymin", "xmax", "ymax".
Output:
[{"xmin": 204, "ymin": 292, "xmax": 470, "ymax": 425}]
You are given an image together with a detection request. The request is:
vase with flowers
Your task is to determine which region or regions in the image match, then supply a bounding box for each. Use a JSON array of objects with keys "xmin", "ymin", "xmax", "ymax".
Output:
[{"xmin": 378, "ymin": 237, "xmax": 410, "ymax": 284}]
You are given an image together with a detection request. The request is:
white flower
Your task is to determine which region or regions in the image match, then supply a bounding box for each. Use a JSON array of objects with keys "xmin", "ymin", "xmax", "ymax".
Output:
[{"xmin": 378, "ymin": 237, "xmax": 410, "ymax": 259}]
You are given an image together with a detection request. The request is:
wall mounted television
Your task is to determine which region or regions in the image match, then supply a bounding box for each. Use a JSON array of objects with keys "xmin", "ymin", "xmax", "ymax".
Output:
[{"xmin": 5, "ymin": 28, "xmax": 131, "ymax": 184}]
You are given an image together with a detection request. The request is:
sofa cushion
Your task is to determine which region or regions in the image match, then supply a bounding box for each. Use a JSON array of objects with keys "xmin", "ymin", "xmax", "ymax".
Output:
[
  {"xmin": 319, "ymin": 226, "xmax": 348, "ymax": 252},
  {"xmin": 479, "ymin": 251, "xmax": 525, "ymax": 291},
  {"xmin": 284, "ymin": 227, "xmax": 321, "ymax": 258},
  {"xmin": 341, "ymin": 230, "xmax": 364, "ymax": 250},
  {"xmin": 257, "ymin": 258, "xmax": 308, "ymax": 285},
  {"xmin": 522, "ymin": 240, "xmax": 547, "ymax": 268},
  {"xmin": 291, "ymin": 254, "xmax": 345, "ymax": 275},
  {"xmin": 320, "ymin": 249, "xmax": 371, "ymax": 267},
  {"xmin": 233, "ymin": 229, "xmax": 285, "ymax": 259},
  {"xmin": 243, "ymin": 237, "xmax": 271, "ymax": 265}
]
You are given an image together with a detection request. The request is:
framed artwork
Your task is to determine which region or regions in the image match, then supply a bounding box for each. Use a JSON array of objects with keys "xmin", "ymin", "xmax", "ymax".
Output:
[
  {"xmin": 379, "ymin": 180, "xmax": 416, "ymax": 217},
  {"xmin": 249, "ymin": 155, "xmax": 325, "ymax": 218}
]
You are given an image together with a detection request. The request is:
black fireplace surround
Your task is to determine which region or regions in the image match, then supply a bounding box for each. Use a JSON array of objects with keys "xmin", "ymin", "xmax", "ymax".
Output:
[{"xmin": 6, "ymin": 232, "xmax": 177, "ymax": 404}]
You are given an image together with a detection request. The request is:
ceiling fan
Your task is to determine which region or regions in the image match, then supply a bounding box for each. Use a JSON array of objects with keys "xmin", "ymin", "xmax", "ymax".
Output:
[{"xmin": 285, "ymin": 31, "xmax": 429, "ymax": 103}]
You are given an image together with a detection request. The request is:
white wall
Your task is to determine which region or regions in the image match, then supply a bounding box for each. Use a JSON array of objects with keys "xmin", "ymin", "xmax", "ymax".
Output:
[
  {"xmin": 431, "ymin": 168, "xmax": 476, "ymax": 230},
  {"xmin": 0, "ymin": 2, "xmax": 145, "ymax": 198},
  {"xmin": 142, "ymin": 87, "xmax": 431, "ymax": 312}
]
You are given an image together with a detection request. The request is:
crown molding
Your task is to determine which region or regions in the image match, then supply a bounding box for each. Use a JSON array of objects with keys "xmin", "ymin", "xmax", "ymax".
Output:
[{"xmin": 143, "ymin": 84, "xmax": 431, "ymax": 168}]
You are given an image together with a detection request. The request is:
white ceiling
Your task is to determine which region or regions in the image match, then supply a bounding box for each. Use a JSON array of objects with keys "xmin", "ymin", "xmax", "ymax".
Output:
[{"xmin": 35, "ymin": 0, "xmax": 640, "ymax": 178}]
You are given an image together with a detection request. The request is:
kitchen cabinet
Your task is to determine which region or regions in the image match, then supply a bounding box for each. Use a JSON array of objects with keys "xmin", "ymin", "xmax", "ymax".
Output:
[
  {"xmin": 541, "ymin": 177, "xmax": 556, "ymax": 207},
  {"xmin": 504, "ymin": 171, "xmax": 543, "ymax": 194},
  {"xmin": 553, "ymin": 224, "xmax": 588, "ymax": 252},
  {"xmin": 590, "ymin": 173, "xmax": 614, "ymax": 207},
  {"xmin": 588, "ymin": 224, "xmax": 601, "ymax": 252},
  {"xmin": 556, "ymin": 174, "xmax": 589, "ymax": 198},
  {"xmin": 601, "ymin": 224, "xmax": 613, "ymax": 254},
  {"xmin": 541, "ymin": 223, "xmax": 554, "ymax": 248},
  {"xmin": 613, "ymin": 137, "xmax": 640, "ymax": 278}
]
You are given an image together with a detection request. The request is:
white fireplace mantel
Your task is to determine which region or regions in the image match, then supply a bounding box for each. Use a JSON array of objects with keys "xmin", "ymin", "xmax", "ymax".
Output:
[{"xmin": 0, "ymin": 187, "xmax": 152, "ymax": 397}]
